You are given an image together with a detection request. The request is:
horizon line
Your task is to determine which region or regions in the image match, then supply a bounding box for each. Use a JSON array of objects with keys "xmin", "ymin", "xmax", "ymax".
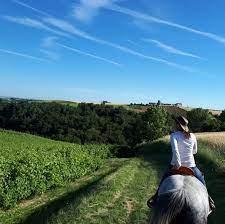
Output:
[{"xmin": 0, "ymin": 95, "xmax": 223, "ymax": 111}]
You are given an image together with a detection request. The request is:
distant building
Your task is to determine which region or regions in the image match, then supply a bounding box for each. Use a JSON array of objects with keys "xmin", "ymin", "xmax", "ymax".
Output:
[
  {"xmin": 175, "ymin": 103, "xmax": 183, "ymax": 107},
  {"xmin": 148, "ymin": 101, "xmax": 183, "ymax": 107},
  {"xmin": 101, "ymin": 100, "xmax": 111, "ymax": 105}
]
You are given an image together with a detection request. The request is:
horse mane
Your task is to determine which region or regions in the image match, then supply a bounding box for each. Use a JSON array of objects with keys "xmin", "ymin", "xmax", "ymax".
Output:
[
  {"xmin": 150, "ymin": 189, "xmax": 186, "ymax": 224},
  {"xmin": 150, "ymin": 175, "xmax": 209, "ymax": 224}
]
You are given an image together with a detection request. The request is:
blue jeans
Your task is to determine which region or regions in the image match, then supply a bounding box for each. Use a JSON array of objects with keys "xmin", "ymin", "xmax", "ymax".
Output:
[{"xmin": 190, "ymin": 166, "xmax": 206, "ymax": 186}]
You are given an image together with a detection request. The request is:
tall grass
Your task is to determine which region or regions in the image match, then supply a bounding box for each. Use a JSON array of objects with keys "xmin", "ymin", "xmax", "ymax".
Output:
[
  {"xmin": 195, "ymin": 142, "xmax": 225, "ymax": 224},
  {"xmin": 196, "ymin": 132, "xmax": 225, "ymax": 154}
]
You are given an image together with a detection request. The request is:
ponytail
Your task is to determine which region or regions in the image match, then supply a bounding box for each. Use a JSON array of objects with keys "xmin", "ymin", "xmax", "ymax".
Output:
[{"xmin": 183, "ymin": 131, "xmax": 191, "ymax": 139}]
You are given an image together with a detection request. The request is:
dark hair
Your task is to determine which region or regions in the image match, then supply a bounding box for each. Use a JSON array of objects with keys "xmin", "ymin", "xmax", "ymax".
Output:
[{"xmin": 183, "ymin": 130, "xmax": 191, "ymax": 139}]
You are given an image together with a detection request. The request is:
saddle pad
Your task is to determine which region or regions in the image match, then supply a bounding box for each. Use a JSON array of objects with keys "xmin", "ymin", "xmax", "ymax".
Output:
[{"xmin": 171, "ymin": 166, "xmax": 195, "ymax": 176}]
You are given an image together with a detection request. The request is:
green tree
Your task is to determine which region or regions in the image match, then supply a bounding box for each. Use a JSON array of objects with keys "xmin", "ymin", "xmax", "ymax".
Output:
[
  {"xmin": 124, "ymin": 114, "xmax": 145, "ymax": 147},
  {"xmin": 142, "ymin": 106, "xmax": 169, "ymax": 142},
  {"xmin": 187, "ymin": 108, "xmax": 218, "ymax": 132},
  {"xmin": 219, "ymin": 110, "xmax": 225, "ymax": 122}
]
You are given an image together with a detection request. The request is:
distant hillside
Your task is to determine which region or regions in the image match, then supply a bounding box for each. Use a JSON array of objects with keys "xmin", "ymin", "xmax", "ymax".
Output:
[
  {"xmin": 0, "ymin": 97, "xmax": 222, "ymax": 116},
  {"xmin": 127, "ymin": 104, "xmax": 187, "ymax": 117},
  {"xmin": 207, "ymin": 109, "xmax": 222, "ymax": 116}
]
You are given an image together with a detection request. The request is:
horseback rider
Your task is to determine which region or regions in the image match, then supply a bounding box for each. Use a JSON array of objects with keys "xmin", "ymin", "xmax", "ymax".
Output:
[{"xmin": 147, "ymin": 116, "xmax": 215, "ymax": 211}]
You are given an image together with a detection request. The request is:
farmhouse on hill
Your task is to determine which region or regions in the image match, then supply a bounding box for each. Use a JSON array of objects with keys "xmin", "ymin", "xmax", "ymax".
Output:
[{"xmin": 148, "ymin": 100, "xmax": 183, "ymax": 107}]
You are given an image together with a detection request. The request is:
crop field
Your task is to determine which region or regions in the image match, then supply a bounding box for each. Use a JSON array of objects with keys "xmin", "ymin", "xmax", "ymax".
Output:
[
  {"xmin": 0, "ymin": 130, "xmax": 111, "ymax": 209},
  {"xmin": 0, "ymin": 131, "xmax": 224, "ymax": 224}
]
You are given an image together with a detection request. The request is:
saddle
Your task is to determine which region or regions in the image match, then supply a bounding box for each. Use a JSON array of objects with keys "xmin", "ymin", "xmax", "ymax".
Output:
[{"xmin": 170, "ymin": 166, "xmax": 195, "ymax": 176}]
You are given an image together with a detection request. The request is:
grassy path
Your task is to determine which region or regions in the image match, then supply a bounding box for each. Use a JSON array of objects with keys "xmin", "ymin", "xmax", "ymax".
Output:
[
  {"xmin": 51, "ymin": 140, "xmax": 224, "ymax": 224},
  {"xmin": 35, "ymin": 141, "xmax": 170, "ymax": 224},
  {"xmin": 46, "ymin": 158, "xmax": 159, "ymax": 224}
]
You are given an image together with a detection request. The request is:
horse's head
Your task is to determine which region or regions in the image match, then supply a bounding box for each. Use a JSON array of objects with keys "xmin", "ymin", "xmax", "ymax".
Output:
[{"xmin": 150, "ymin": 175, "xmax": 210, "ymax": 224}]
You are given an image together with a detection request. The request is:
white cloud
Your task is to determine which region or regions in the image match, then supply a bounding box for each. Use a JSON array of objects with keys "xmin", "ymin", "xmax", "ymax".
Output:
[
  {"xmin": 7, "ymin": 2, "xmax": 194, "ymax": 72},
  {"xmin": 106, "ymin": 4, "xmax": 225, "ymax": 45},
  {"xmin": 11, "ymin": 0, "xmax": 225, "ymax": 46},
  {"xmin": 43, "ymin": 17, "xmax": 193, "ymax": 72},
  {"xmin": 56, "ymin": 43, "xmax": 122, "ymax": 67},
  {"xmin": 43, "ymin": 17, "xmax": 93, "ymax": 39},
  {"xmin": 3, "ymin": 16, "xmax": 70, "ymax": 38},
  {"xmin": 143, "ymin": 39, "xmax": 204, "ymax": 59},
  {"xmin": 100, "ymin": 42, "xmax": 194, "ymax": 72},
  {"xmin": 72, "ymin": 0, "xmax": 115, "ymax": 23},
  {"xmin": 12, "ymin": 0, "xmax": 51, "ymax": 17},
  {"xmin": 40, "ymin": 36, "xmax": 61, "ymax": 61},
  {"xmin": 0, "ymin": 48, "xmax": 48, "ymax": 62},
  {"xmin": 41, "ymin": 36, "xmax": 58, "ymax": 48},
  {"xmin": 40, "ymin": 49, "xmax": 60, "ymax": 61},
  {"xmin": 132, "ymin": 19, "xmax": 154, "ymax": 32}
]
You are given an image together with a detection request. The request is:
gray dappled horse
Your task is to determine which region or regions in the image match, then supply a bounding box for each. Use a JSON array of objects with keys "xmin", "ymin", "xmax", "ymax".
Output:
[{"xmin": 150, "ymin": 175, "xmax": 211, "ymax": 224}]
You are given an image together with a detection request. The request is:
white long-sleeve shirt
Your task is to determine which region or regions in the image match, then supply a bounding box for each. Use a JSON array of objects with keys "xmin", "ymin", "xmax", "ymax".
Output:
[{"xmin": 170, "ymin": 131, "xmax": 197, "ymax": 168}]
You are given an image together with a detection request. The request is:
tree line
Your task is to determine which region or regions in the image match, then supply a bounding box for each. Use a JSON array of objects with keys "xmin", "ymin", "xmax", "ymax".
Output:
[
  {"xmin": 0, "ymin": 101, "xmax": 170, "ymax": 147},
  {"xmin": 0, "ymin": 100, "xmax": 224, "ymax": 148},
  {"xmin": 187, "ymin": 108, "xmax": 225, "ymax": 132}
]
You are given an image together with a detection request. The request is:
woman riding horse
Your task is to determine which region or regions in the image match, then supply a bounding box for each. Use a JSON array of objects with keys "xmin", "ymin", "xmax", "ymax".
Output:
[{"xmin": 147, "ymin": 116, "xmax": 215, "ymax": 223}]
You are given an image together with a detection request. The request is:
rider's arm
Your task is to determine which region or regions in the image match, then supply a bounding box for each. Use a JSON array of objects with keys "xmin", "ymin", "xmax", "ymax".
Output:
[{"xmin": 170, "ymin": 133, "xmax": 181, "ymax": 169}]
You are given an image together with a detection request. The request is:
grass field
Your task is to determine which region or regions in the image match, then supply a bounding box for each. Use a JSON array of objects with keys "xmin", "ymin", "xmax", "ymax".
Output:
[
  {"xmin": 0, "ymin": 132, "xmax": 225, "ymax": 223},
  {"xmin": 196, "ymin": 132, "xmax": 225, "ymax": 154}
]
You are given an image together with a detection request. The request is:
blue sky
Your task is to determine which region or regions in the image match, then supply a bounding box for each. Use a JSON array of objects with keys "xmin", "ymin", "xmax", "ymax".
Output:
[{"xmin": 1, "ymin": 0, "xmax": 225, "ymax": 109}]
